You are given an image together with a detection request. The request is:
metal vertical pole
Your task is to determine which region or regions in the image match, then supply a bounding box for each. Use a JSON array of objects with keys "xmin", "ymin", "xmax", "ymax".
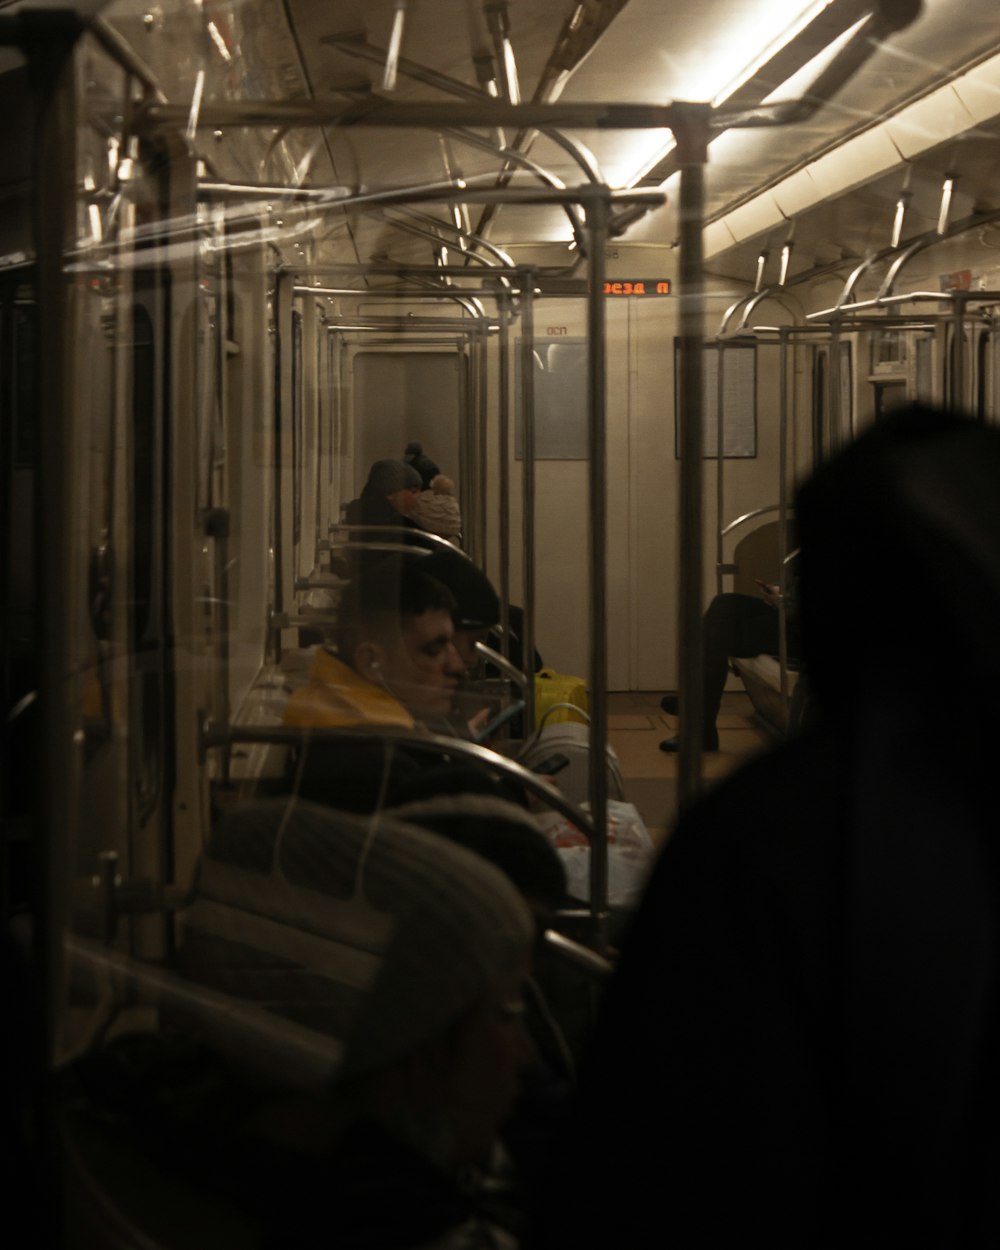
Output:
[
  {"xmin": 778, "ymin": 328, "xmax": 790, "ymax": 711},
  {"xmin": 28, "ymin": 16, "xmax": 83, "ymax": 1080},
  {"xmin": 675, "ymin": 104, "xmax": 710, "ymax": 814},
  {"xmin": 476, "ymin": 323, "xmax": 489, "ymax": 567},
  {"xmin": 461, "ymin": 334, "xmax": 476, "ymax": 557},
  {"xmin": 715, "ymin": 344, "xmax": 726, "ymax": 596},
  {"xmin": 205, "ymin": 508, "xmax": 232, "ymax": 780},
  {"xmin": 497, "ymin": 294, "xmax": 511, "ymax": 659},
  {"xmin": 519, "ymin": 268, "xmax": 536, "ymax": 727},
  {"xmin": 828, "ymin": 319, "xmax": 843, "ymax": 451},
  {"xmin": 951, "ymin": 295, "xmax": 966, "ymax": 415},
  {"xmin": 585, "ymin": 192, "xmax": 610, "ymax": 948}
]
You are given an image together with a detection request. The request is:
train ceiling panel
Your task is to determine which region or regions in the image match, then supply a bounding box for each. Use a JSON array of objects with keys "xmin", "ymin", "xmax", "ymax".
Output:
[{"xmin": 89, "ymin": 0, "xmax": 1000, "ymax": 283}]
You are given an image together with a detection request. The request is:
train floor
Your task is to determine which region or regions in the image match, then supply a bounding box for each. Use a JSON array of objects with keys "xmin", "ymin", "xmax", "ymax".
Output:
[{"xmin": 607, "ymin": 689, "xmax": 774, "ymax": 846}]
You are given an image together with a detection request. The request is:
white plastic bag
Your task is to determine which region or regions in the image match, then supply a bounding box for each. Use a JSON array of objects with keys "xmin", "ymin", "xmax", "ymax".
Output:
[{"xmin": 535, "ymin": 800, "xmax": 655, "ymax": 907}]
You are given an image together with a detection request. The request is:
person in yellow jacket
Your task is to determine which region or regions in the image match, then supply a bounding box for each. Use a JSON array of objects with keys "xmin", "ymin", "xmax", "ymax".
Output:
[
  {"xmin": 282, "ymin": 566, "xmax": 466, "ymax": 811},
  {"xmin": 285, "ymin": 565, "xmax": 464, "ymax": 731}
]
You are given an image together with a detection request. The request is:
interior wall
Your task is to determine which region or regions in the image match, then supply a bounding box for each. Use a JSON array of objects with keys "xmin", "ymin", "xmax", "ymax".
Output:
[
  {"xmin": 351, "ymin": 348, "xmax": 464, "ymax": 496},
  {"xmin": 498, "ymin": 263, "xmax": 786, "ymax": 693}
]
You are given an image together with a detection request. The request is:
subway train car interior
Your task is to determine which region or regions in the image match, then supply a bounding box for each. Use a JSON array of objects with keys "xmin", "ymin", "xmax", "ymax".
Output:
[{"xmin": 5, "ymin": 0, "xmax": 1000, "ymax": 1242}]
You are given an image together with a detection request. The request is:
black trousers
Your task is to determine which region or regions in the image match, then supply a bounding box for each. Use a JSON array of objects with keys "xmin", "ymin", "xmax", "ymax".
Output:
[{"xmin": 702, "ymin": 593, "xmax": 799, "ymax": 732}]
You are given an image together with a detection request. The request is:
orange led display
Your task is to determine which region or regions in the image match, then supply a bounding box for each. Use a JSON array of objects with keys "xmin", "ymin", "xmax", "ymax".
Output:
[{"xmin": 602, "ymin": 279, "xmax": 672, "ymax": 296}]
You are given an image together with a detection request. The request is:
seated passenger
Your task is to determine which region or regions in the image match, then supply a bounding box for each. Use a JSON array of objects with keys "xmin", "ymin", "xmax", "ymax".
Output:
[
  {"xmin": 659, "ymin": 574, "xmax": 800, "ymax": 752},
  {"xmin": 385, "ymin": 790, "xmax": 576, "ymax": 1196},
  {"xmin": 243, "ymin": 798, "xmax": 537, "ymax": 1249},
  {"xmin": 344, "ymin": 459, "xmax": 423, "ymax": 530},
  {"xmin": 69, "ymin": 799, "xmax": 538, "ymax": 1250},
  {"xmin": 285, "ymin": 564, "xmax": 462, "ymax": 730},
  {"xmin": 283, "ymin": 565, "xmax": 465, "ymax": 810}
]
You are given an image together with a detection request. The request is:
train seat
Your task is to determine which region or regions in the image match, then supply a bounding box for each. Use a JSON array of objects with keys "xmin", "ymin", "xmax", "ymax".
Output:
[
  {"xmin": 726, "ymin": 520, "xmax": 799, "ymax": 734},
  {"xmin": 174, "ymin": 802, "xmax": 404, "ymax": 1079},
  {"xmin": 731, "ymin": 654, "xmax": 799, "ymax": 734}
]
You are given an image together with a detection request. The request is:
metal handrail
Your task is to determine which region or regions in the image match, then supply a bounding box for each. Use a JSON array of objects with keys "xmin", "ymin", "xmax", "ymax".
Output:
[
  {"xmin": 329, "ymin": 523, "xmax": 474, "ymax": 559},
  {"xmin": 542, "ymin": 930, "xmax": 613, "ymax": 981},
  {"xmin": 198, "ymin": 720, "xmax": 599, "ymax": 846},
  {"xmin": 538, "ymin": 702, "xmax": 591, "ymax": 729},
  {"xmin": 199, "ymin": 720, "xmax": 609, "ymax": 931},
  {"xmin": 719, "ymin": 504, "xmax": 781, "ymax": 539},
  {"xmin": 474, "ymin": 641, "xmax": 527, "ymax": 690}
]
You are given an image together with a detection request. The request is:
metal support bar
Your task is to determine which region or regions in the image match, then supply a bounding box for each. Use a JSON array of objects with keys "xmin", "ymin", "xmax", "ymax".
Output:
[
  {"xmin": 462, "ymin": 335, "xmax": 477, "ymax": 565},
  {"xmin": 497, "ymin": 294, "xmax": 512, "ymax": 660},
  {"xmin": 715, "ymin": 347, "xmax": 726, "ymax": 596},
  {"xmin": 778, "ymin": 329, "xmax": 791, "ymax": 712},
  {"xmin": 328, "ymin": 523, "xmax": 473, "ymax": 558},
  {"xmin": 585, "ymin": 192, "xmax": 610, "ymax": 948},
  {"xmin": 474, "ymin": 641, "xmax": 526, "ymax": 690},
  {"xmin": 674, "ymin": 106, "xmax": 711, "ymax": 813},
  {"xmin": 199, "ymin": 722, "xmax": 597, "ymax": 840},
  {"xmin": 442, "ymin": 126, "xmax": 587, "ymax": 246},
  {"xmin": 476, "ymin": 324, "xmax": 489, "ymax": 568},
  {"xmin": 828, "ymin": 319, "xmax": 844, "ymax": 451},
  {"xmin": 519, "ymin": 270, "xmax": 536, "ymax": 730},
  {"xmin": 28, "ymin": 16, "xmax": 83, "ymax": 1076},
  {"xmin": 204, "ymin": 507, "xmax": 232, "ymax": 784},
  {"xmin": 320, "ymin": 30, "xmax": 486, "ymax": 101},
  {"xmin": 951, "ymin": 295, "xmax": 967, "ymax": 414},
  {"xmin": 302, "ymin": 285, "xmax": 503, "ymax": 302},
  {"xmin": 541, "ymin": 929, "xmax": 613, "ymax": 981}
]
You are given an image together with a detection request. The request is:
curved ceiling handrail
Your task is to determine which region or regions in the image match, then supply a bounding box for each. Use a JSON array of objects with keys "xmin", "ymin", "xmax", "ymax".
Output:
[
  {"xmin": 376, "ymin": 205, "xmax": 516, "ymax": 269},
  {"xmin": 443, "ymin": 127, "xmax": 586, "ymax": 248},
  {"xmin": 833, "ymin": 248, "xmax": 899, "ymax": 312},
  {"xmin": 736, "ymin": 287, "xmax": 781, "ymax": 332},
  {"xmin": 720, "ymin": 504, "xmax": 782, "ymax": 539},
  {"xmin": 407, "ymin": 272, "xmax": 488, "ymax": 319},
  {"xmin": 877, "ymin": 234, "xmax": 938, "ymax": 301},
  {"xmin": 536, "ymin": 126, "xmax": 603, "ymax": 185},
  {"xmin": 718, "ymin": 291, "xmax": 757, "ymax": 337}
]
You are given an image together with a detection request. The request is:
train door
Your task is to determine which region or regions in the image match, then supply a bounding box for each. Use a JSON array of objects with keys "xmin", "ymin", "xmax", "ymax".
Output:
[{"xmin": 351, "ymin": 348, "xmax": 464, "ymax": 494}]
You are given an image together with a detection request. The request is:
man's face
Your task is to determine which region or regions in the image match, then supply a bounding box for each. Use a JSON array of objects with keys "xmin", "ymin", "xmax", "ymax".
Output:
[
  {"xmin": 436, "ymin": 953, "xmax": 535, "ymax": 1164},
  {"xmin": 380, "ymin": 608, "xmax": 464, "ymax": 718},
  {"xmin": 386, "ymin": 486, "xmax": 421, "ymax": 517}
]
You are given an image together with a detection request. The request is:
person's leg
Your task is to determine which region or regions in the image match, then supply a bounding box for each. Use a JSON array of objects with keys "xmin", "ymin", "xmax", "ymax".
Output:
[{"xmin": 661, "ymin": 594, "xmax": 779, "ymax": 751}]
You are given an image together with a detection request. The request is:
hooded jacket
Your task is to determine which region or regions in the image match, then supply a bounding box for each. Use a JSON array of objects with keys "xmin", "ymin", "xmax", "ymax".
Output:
[{"xmin": 283, "ymin": 649, "xmax": 414, "ymax": 731}]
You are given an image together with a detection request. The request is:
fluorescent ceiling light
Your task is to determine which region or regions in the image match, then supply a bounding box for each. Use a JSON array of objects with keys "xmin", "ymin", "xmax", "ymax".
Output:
[
  {"xmin": 624, "ymin": 0, "xmax": 834, "ymax": 187},
  {"xmin": 711, "ymin": 0, "xmax": 834, "ymax": 108},
  {"xmin": 626, "ymin": 132, "xmax": 675, "ymax": 189},
  {"xmin": 759, "ymin": 15, "xmax": 867, "ymax": 105}
]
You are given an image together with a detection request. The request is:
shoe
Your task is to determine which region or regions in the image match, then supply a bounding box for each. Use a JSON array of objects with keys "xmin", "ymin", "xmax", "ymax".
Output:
[
  {"xmin": 659, "ymin": 693, "xmax": 679, "ymax": 716},
  {"xmin": 659, "ymin": 734, "xmax": 719, "ymax": 753}
]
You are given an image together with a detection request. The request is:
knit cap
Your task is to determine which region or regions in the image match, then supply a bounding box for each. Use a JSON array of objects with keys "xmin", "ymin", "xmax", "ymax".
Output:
[
  {"xmin": 404, "ymin": 442, "xmax": 442, "ymax": 490},
  {"xmin": 366, "ymin": 459, "xmax": 422, "ymax": 495}
]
